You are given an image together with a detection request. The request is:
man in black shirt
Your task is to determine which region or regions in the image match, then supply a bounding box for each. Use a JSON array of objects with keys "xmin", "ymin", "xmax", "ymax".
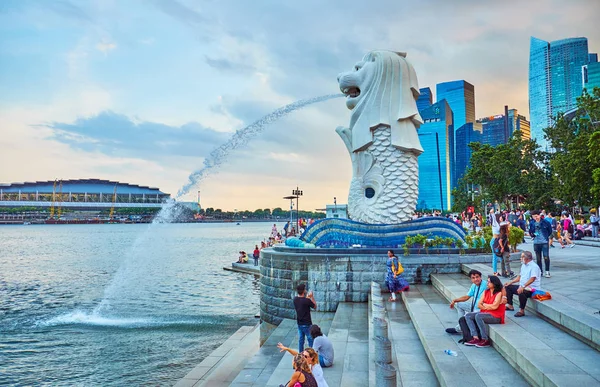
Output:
[{"xmin": 293, "ymin": 283, "xmax": 316, "ymax": 353}]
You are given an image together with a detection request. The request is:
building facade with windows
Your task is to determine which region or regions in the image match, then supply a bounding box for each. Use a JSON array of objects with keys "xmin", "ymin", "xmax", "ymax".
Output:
[
  {"xmin": 436, "ymin": 80, "xmax": 475, "ymax": 132},
  {"xmin": 529, "ymin": 36, "xmax": 590, "ymax": 149},
  {"xmin": 454, "ymin": 122, "xmax": 482, "ymax": 185},
  {"xmin": 417, "ymin": 87, "xmax": 433, "ymax": 112},
  {"xmin": 416, "ymin": 100, "xmax": 454, "ymax": 211}
]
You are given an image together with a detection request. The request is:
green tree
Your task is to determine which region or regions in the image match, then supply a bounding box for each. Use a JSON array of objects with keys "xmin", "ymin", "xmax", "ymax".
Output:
[{"xmin": 544, "ymin": 88, "xmax": 600, "ymax": 208}]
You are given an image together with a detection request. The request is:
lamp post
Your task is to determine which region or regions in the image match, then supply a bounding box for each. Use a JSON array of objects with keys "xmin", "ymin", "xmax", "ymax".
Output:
[
  {"xmin": 283, "ymin": 194, "xmax": 298, "ymax": 235},
  {"xmin": 292, "ymin": 187, "xmax": 303, "ymax": 232}
]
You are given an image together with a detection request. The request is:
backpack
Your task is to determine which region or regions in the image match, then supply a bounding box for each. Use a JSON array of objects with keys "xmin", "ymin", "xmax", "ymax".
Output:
[{"xmin": 492, "ymin": 238, "xmax": 504, "ymax": 257}]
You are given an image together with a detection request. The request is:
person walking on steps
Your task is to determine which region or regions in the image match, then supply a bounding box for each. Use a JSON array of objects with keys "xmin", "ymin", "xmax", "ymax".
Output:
[
  {"xmin": 385, "ymin": 250, "xmax": 409, "ymax": 302},
  {"xmin": 293, "ymin": 284, "xmax": 316, "ymax": 353}
]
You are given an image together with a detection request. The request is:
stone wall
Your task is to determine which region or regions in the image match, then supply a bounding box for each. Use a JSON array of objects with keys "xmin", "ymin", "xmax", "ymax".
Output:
[{"xmin": 260, "ymin": 246, "xmax": 507, "ymax": 326}]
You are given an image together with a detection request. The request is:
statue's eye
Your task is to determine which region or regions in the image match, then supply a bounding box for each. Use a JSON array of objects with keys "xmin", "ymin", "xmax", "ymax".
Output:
[
  {"xmin": 355, "ymin": 65, "xmax": 361, "ymax": 71},
  {"xmin": 365, "ymin": 187, "xmax": 375, "ymax": 199}
]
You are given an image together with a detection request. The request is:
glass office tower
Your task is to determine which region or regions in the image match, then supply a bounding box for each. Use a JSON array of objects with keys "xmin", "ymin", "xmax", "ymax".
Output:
[
  {"xmin": 436, "ymin": 80, "xmax": 475, "ymax": 132},
  {"xmin": 529, "ymin": 36, "xmax": 589, "ymax": 149},
  {"xmin": 417, "ymin": 100, "xmax": 454, "ymax": 211},
  {"xmin": 417, "ymin": 87, "xmax": 433, "ymax": 112},
  {"xmin": 454, "ymin": 123, "xmax": 482, "ymax": 184}
]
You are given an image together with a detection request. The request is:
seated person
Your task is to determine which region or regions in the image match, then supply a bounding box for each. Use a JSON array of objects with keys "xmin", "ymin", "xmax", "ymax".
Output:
[
  {"xmin": 310, "ymin": 325, "xmax": 334, "ymax": 367},
  {"xmin": 445, "ymin": 270, "xmax": 485, "ymax": 337},
  {"xmin": 283, "ymin": 354, "xmax": 317, "ymax": 387},
  {"xmin": 504, "ymin": 251, "xmax": 541, "ymax": 317},
  {"xmin": 237, "ymin": 251, "xmax": 248, "ymax": 263},
  {"xmin": 276, "ymin": 346, "xmax": 328, "ymax": 387},
  {"xmin": 464, "ymin": 275, "xmax": 506, "ymax": 347}
]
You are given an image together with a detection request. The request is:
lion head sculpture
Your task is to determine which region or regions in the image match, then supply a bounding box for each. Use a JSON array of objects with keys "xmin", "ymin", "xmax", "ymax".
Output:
[{"xmin": 337, "ymin": 50, "xmax": 423, "ymax": 155}]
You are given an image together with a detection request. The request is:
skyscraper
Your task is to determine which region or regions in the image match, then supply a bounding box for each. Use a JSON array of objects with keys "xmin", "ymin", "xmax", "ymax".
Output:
[
  {"xmin": 437, "ymin": 80, "xmax": 475, "ymax": 189},
  {"xmin": 417, "ymin": 100, "xmax": 454, "ymax": 211},
  {"xmin": 478, "ymin": 108, "xmax": 531, "ymax": 147},
  {"xmin": 436, "ymin": 80, "xmax": 475, "ymax": 131},
  {"xmin": 417, "ymin": 87, "xmax": 433, "ymax": 112},
  {"xmin": 583, "ymin": 54, "xmax": 600, "ymax": 94},
  {"xmin": 454, "ymin": 122, "xmax": 482, "ymax": 185},
  {"xmin": 529, "ymin": 36, "xmax": 589, "ymax": 149}
]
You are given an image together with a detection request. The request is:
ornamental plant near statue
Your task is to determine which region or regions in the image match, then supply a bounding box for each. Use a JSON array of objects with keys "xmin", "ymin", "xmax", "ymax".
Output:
[{"xmin": 509, "ymin": 226, "xmax": 525, "ymax": 252}]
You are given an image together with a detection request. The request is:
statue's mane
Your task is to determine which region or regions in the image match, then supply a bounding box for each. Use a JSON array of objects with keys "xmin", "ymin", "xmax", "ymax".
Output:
[{"xmin": 350, "ymin": 50, "xmax": 424, "ymax": 155}]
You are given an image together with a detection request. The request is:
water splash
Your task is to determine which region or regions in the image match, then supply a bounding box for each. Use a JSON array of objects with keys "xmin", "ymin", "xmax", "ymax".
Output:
[{"xmin": 176, "ymin": 93, "xmax": 342, "ymax": 199}]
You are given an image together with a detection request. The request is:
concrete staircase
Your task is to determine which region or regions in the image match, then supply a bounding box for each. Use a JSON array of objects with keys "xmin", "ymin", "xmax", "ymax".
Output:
[
  {"xmin": 174, "ymin": 325, "xmax": 260, "ymax": 387},
  {"xmin": 576, "ymin": 237, "xmax": 600, "ymax": 248},
  {"xmin": 431, "ymin": 269, "xmax": 600, "ymax": 386},
  {"xmin": 401, "ymin": 285, "xmax": 528, "ymax": 387}
]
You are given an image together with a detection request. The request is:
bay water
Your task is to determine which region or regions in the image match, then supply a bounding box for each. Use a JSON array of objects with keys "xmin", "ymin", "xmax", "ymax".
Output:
[{"xmin": 0, "ymin": 222, "xmax": 270, "ymax": 385}]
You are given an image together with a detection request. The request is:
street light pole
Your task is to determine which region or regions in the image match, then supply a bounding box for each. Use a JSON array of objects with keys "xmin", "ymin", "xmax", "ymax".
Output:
[{"xmin": 292, "ymin": 186, "xmax": 303, "ymax": 232}]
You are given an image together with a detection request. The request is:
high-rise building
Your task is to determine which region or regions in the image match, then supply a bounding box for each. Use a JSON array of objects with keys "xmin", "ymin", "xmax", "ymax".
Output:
[
  {"xmin": 583, "ymin": 62, "xmax": 600, "ymax": 94},
  {"xmin": 454, "ymin": 122, "xmax": 482, "ymax": 185},
  {"xmin": 436, "ymin": 80, "xmax": 475, "ymax": 132},
  {"xmin": 417, "ymin": 87, "xmax": 433, "ymax": 112},
  {"xmin": 590, "ymin": 53, "xmax": 599, "ymax": 63},
  {"xmin": 416, "ymin": 100, "xmax": 454, "ymax": 211},
  {"xmin": 478, "ymin": 108, "xmax": 531, "ymax": 147},
  {"xmin": 529, "ymin": 36, "xmax": 590, "ymax": 149}
]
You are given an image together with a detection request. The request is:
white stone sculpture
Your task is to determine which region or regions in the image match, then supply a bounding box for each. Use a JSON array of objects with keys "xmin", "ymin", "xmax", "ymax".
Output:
[{"xmin": 336, "ymin": 50, "xmax": 423, "ymax": 224}]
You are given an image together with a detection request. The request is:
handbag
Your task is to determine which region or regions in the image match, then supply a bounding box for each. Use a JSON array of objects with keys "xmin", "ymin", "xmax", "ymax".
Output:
[{"xmin": 392, "ymin": 258, "xmax": 404, "ymax": 275}]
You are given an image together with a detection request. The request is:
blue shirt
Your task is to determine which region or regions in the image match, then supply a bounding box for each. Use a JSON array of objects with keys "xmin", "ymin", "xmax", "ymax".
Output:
[{"xmin": 467, "ymin": 283, "xmax": 486, "ymax": 312}]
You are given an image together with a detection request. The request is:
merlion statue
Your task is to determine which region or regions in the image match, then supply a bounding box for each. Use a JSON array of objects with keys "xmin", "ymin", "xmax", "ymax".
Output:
[{"xmin": 336, "ymin": 50, "xmax": 423, "ymax": 224}]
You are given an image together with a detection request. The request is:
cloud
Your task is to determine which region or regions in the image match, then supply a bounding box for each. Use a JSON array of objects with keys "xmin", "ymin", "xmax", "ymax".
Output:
[
  {"xmin": 38, "ymin": 0, "xmax": 94, "ymax": 23},
  {"xmin": 205, "ymin": 56, "xmax": 256, "ymax": 73},
  {"xmin": 96, "ymin": 41, "xmax": 117, "ymax": 54},
  {"xmin": 42, "ymin": 111, "xmax": 230, "ymax": 159}
]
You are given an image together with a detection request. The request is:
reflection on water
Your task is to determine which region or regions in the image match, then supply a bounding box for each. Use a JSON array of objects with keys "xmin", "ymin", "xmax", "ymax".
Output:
[{"xmin": 0, "ymin": 222, "xmax": 266, "ymax": 386}]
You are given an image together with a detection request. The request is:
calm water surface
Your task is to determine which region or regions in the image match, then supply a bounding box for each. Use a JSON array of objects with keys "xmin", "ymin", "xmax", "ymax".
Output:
[{"xmin": 0, "ymin": 222, "xmax": 270, "ymax": 386}]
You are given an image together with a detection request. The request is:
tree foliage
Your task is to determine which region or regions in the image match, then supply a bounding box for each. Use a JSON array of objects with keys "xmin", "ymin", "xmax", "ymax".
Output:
[{"xmin": 462, "ymin": 87, "xmax": 599, "ymax": 210}]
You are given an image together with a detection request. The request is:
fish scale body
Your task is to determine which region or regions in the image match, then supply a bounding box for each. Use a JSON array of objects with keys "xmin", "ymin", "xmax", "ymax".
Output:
[{"xmin": 347, "ymin": 126, "xmax": 419, "ymax": 224}]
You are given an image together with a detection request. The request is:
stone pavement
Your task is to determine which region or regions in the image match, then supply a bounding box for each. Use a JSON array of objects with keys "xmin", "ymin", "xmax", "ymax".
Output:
[{"xmin": 495, "ymin": 239, "xmax": 600, "ymax": 312}]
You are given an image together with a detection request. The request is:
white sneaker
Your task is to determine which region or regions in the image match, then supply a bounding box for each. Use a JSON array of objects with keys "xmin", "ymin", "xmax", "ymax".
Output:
[
  {"xmin": 569, "ymin": 244, "xmax": 575, "ymax": 248},
  {"xmin": 544, "ymin": 271, "xmax": 551, "ymax": 278}
]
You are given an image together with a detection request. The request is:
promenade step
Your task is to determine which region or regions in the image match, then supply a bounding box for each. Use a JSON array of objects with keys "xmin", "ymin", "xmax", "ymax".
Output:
[
  {"xmin": 401, "ymin": 285, "xmax": 528, "ymax": 387},
  {"xmin": 174, "ymin": 324, "xmax": 260, "ymax": 387},
  {"xmin": 461, "ymin": 262, "xmax": 600, "ymax": 351},
  {"xmin": 432, "ymin": 272, "xmax": 600, "ymax": 387},
  {"xmin": 239, "ymin": 311, "xmax": 334, "ymax": 387},
  {"xmin": 228, "ymin": 318, "xmax": 299, "ymax": 387},
  {"xmin": 383, "ymin": 294, "xmax": 439, "ymax": 386},
  {"xmin": 577, "ymin": 237, "xmax": 600, "ymax": 248},
  {"xmin": 264, "ymin": 304, "xmax": 368, "ymax": 387},
  {"xmin": 325, "ymin": 303, "xmax": 369, "ymax": 386}
]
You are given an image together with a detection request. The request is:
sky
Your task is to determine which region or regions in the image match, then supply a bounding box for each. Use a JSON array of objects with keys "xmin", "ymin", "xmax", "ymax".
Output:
[{"xmin": 1, "ymin": 0, "xmax": 599, "ymax": 211}]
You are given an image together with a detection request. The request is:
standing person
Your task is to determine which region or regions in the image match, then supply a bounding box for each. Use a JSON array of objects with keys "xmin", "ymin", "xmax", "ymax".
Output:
[
  {"xmin": 498, "ymin": 223, "xmax": 513, "ymax": 278},
  {"xmin": 488, "ymin": 209, "xmax": 501, "ymax": 276},
  {"xmin": 545, "ymin": 213, "xmax": 558, "ymax": 248},
  {"xmin": 283, "ymin": 221, "xmax": 290, "ymax": 237},
  {"xmin": 293, "ymin": 284, "xmax": 316, "ymax": 353},
  {"xmin": 590, "ymin": 209, "xmax": 599, "ymax": 238},
  {"xmin": 271, "ymin": 223, "xmax": 278, "ymax": 238},
  {"xmin": 561, "ymin": 214, "xmax": 576, "ymax": 248},
  {"xmin": 253, "ymin": 245, "xmax": 260, "ymax": 266},
  {"xmin": 516, "ymin": 214, "xmax": 527, "ymax": 243},
  {"xmin": 464, "ymin": 275, "xmax": 506, "ymax": 348},
  {"xmin": 445, "ymin": 270, "xmax": 485, "ymax": 336},
  {"xmin": 529, "ymin": 210, "xmax": 552, "ymax": 278},
  {"xmin": 385, "ymin": 250, "xmax": 409, "ymax": 302}
]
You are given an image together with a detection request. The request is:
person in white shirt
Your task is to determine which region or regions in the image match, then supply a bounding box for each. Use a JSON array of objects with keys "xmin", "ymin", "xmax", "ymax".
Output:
[{"xmin": 503, "ymin": 251, "xmax": 541, "ymax": 317}]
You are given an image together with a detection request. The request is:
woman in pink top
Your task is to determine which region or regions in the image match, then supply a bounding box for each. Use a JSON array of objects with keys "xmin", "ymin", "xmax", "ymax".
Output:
[{"xmin": 464, "ymin": 275, "xmax": 506, "ymax": 348}]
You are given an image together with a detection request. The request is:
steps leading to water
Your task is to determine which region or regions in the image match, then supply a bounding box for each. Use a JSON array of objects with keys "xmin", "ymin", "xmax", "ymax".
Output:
[
  {"xmin": 401, "ymin": 285, "xmax": 528, "ymax": 387},
  {"xmin": 461, "ymin": 262, "xmax": 600, "ymax": 351},
  {"xmin": 174, "ymin": 324, "xmax": 260, "ymax": 387},
  {"xmin": 432, "ymin": 272, "xmax": 600, "ymax": 387},
  {"xmin": 229, "ymin": 318, "xmax": 299, "ymax": 386},
  {"xmin": 262, "ymin": 311, "xmax": 335, "ymax": 387},
  {"xmin": 576, "ymin": 237, "xmax": 600, "ymax": 248},
  {"xmin": 323, "ymin": 302, "xmax": 369, "ymax": 386}
]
